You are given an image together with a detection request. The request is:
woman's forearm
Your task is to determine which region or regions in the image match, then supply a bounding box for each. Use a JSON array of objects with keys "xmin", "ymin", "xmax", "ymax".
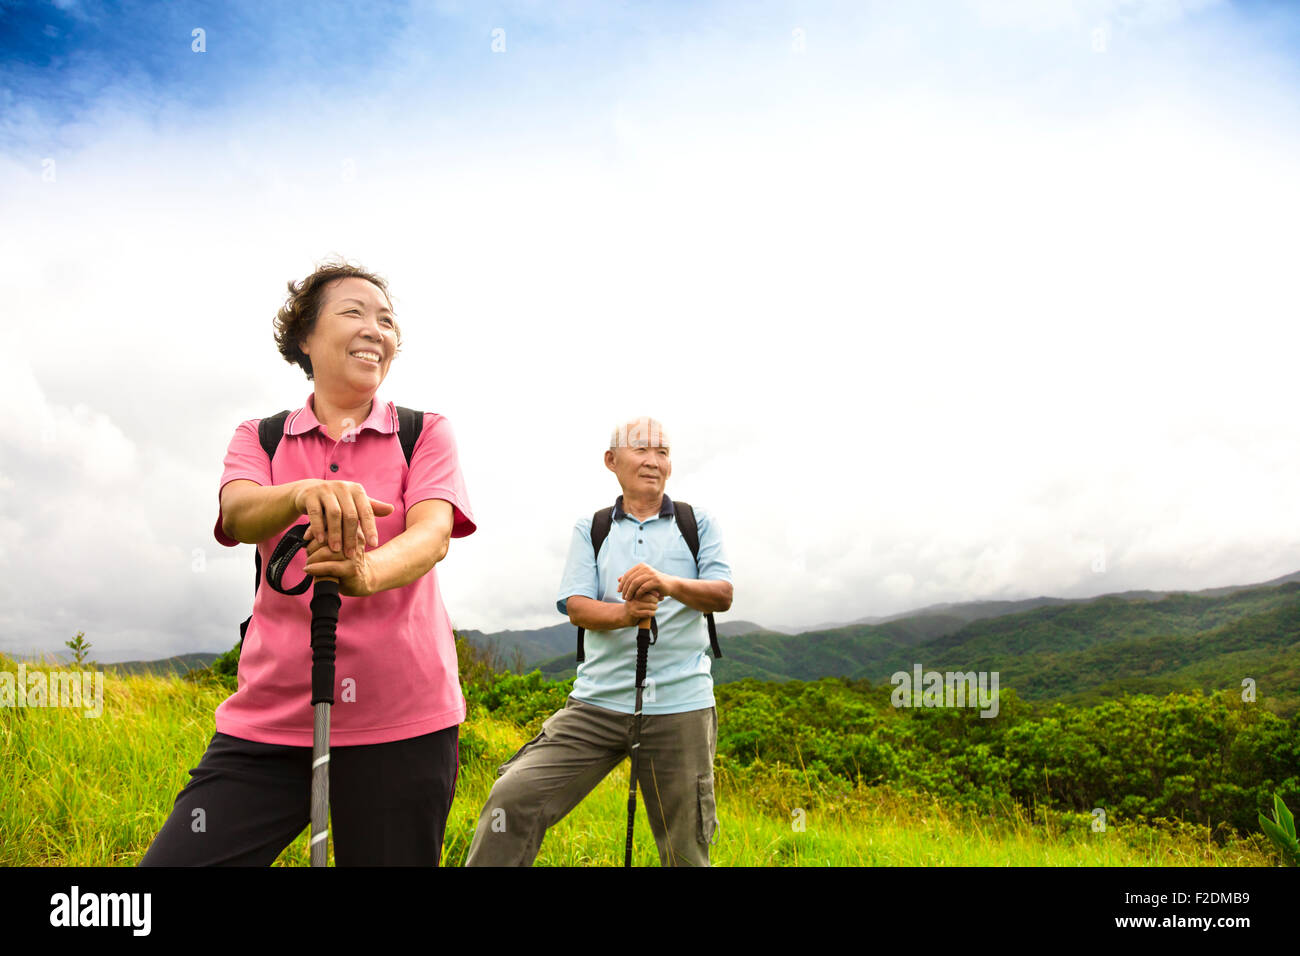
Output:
[
  {"xmin": 363, "ymin": 518, "xmax": 450, "ymax": 593},
  {"xmin": 220, "ymin": 479, "xmax": 311, "ymax": 545}
]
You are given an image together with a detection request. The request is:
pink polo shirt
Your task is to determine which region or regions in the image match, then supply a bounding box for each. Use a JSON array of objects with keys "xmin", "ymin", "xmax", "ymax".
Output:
[{"xmin": 212, "ymin": 392, "xmax": 475, "ymax": 747}]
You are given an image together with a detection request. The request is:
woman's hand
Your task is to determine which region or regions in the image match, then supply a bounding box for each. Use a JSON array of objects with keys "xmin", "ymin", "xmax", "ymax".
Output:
[
  {"xmin": 291, "ymin": 480, "xmax": 394, "ymax": 559},
  {"xmin": 303, "ymin": 525, "xmax": 376, "ymax": 597}
]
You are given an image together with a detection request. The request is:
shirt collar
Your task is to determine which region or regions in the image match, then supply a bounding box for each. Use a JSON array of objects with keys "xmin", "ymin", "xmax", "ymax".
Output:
[
  {"xmin": 286, "ymin": 392, "xmax": 398, "ymax": 437},
  {"xmin": 613, "ymin": 494, "xmax": 674, "ymax": 521}
]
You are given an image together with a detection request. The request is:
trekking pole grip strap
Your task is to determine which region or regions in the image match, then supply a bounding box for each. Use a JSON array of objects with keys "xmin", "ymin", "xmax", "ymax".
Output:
[{"xmin": 266, "ymin": 523, "xmax": 313, "ymax": 595}]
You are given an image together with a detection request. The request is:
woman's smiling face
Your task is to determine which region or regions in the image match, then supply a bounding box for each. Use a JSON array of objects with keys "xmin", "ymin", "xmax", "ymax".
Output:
[{"xmin": 300, "ymin": 276, "xmax": 398, "ymax": 392}]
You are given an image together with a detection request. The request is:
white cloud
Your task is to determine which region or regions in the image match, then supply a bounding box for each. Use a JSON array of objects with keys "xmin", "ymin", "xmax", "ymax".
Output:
[{"xmin": 3, "ymin": 0, "xmax": 1299, "ymax": 658}]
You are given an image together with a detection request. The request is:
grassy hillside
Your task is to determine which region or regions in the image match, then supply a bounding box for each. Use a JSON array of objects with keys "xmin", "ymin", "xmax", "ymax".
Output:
[
  {"xmin": 463, "ymin": 619, "xmax": 793, "ymax": 674},
  {"xmin": 898, "ymin": 583, "xmax": 1300, "ymax": 716},
  {"xmin": 905, "ymin": 584, "xmax": 1300, "ymax": 669},
  {"xmin": 105, "ymin": 653, "xmax": 222, "ymax": 677},
  {"xmin": 536, "ymin": 618, "xmax": 934, "ymax": 683},
  {"xmin": 2, "ymin": 651, "xmax": 1290, "ymax": 866},
  {"xmin": 526, "ymin": 581, "xmax": 1300, "ymax": 719},
  {"xmin": 459, "ymin": 622, "xmax": 575, "ymax": 671}
]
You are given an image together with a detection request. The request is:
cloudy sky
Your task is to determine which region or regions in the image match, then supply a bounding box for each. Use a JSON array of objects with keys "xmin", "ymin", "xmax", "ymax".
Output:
[{"xmin": 3, "ymin": 0, "xmax": 1300, "ymax": 662}]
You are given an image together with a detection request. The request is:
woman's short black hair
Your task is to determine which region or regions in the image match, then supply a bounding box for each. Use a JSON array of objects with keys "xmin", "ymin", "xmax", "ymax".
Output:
[{"xmin": 273, "ymin": 258, "xmax": 400, "ymax": 380}]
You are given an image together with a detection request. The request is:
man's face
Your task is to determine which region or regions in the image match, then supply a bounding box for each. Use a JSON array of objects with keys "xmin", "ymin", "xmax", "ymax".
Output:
[
  {"xmin": 300, "ymin": 276, "xmax": 398, "ymax": 391},
  {"xmin": 605, "ymin": 425, "xmax": 672, "ymax": 496}
]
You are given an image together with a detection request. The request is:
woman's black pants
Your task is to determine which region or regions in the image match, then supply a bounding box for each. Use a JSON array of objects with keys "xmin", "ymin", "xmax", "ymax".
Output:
[{"xmin": 139, "ymin": 726, "xmax": 459, "ymax": 866}]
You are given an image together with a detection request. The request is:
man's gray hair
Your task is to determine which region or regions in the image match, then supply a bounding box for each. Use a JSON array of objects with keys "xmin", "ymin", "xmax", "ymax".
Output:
[{"xmin": 609, "ymin": 416, "xmax": 669, "ymax": 450}]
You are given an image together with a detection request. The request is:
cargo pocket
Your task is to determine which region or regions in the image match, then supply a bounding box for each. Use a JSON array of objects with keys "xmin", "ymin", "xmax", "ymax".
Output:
[
  {"xmin": 496, "ymin": 730, "xmax": 546, "ymax": 778},
  {"xmin": 697, "ymin": 773, "xmax": 719, "ymax": 845}
]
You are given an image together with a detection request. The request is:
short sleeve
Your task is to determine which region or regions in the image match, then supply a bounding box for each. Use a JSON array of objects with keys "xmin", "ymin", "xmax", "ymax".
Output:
[
  {"xmin": 405, "ymin": 413, "xmax": 476, "ymax": 538},
  {"xmin": 692, "ymin": 507, "xmax": 733, "ymax": 584},
  {"xmin": 556, "ymin": 517, "xmax": 600, "ymax": 615},
  {"xmin": 213, "ymin": 419, "xmax": 273, "ymax": 547}
]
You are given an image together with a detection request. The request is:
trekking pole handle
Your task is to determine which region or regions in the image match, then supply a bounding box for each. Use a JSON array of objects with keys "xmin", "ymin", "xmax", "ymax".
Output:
[
  {"xmin": 638, "ymin": 615, "xmax": 658, "ymax": 647},
  {"xmin": 309, "ymin": 578, "xmax": 340, "ymax": 706}
]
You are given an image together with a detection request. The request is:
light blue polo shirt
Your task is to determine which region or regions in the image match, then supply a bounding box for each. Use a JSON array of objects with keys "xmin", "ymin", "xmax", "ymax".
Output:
[{"xmin": 556, "ymin": 494, "xmax": 732, "ymax": 715}]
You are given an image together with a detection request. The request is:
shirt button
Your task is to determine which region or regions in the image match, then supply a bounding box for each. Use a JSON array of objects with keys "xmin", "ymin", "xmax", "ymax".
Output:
[
  {"xmin": 329, "ymin": 463, "xmax": 339, "ymax": 472},
  {"xmin": 638, "ymin": 538, "xmax": 643, "ymax": 543}
]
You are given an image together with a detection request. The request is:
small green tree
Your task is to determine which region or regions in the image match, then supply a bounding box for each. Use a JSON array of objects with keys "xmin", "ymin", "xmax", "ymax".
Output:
[{"xmin": 65, "ymin": 630, "xmax": 95, "ymax": 668}]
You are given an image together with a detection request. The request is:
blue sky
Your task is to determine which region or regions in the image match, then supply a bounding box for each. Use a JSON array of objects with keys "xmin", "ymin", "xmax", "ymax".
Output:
[
  {"xmin": 1, "ymin": 1, "xmax": 694, "ymax": 145},
  {"xmin": 4, "ymin": 0, "xmax": 1300, "ymax": 660},
  {"xmin": 7, "ymin": 0, "xmax": 1298, "ymax": 156}
]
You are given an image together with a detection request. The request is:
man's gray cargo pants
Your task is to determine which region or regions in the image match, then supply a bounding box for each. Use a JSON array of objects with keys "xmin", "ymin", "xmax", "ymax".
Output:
[{"xmin": 465, "ymin": 696, "xmax": 719, "ymax": 866}]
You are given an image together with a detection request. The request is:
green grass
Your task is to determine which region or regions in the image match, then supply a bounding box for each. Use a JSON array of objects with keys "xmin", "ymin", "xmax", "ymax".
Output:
[{"xmin": 0, "ymin": 659, "xmax": 1281, "ymax": 866}]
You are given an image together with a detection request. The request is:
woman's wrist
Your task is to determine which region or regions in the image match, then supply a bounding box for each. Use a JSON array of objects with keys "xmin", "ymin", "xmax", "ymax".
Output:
[
  {"xmin": 222, "ymin": 480, "xmax": 308, "ymax": 544},
  {"xmin": 286, "ymin": 478, "xmax": 314, "ymax": 515}
]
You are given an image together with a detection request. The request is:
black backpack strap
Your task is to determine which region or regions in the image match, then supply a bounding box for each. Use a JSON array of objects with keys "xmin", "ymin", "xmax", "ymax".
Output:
[
  {"xmin": 240, "ymin": 410, "xmax": 291, "ymax": 647},
  {"xmin": 576, "ymin": 507, "xmax": 615, "ymax": 663},
  {"xmin": 672, "ymin": 501, "xmax": 721, "ymax": 659},
  {"xmin": 704, "ymin": 611, "xmax": 721, "ymax": 658},
  {"xmin": 590, "ymin": 506, "xmax": 614, "ymax": 557},
  {"xmin": 674, "ymin": 500, "xmax": 700, "ymax": 559},
  {"xmin": 257, "ymin": 410, "xmax": 291, "ymax": 462},
  {"xmin": 396, "ymin": 406, "xmax": 424, "ymax": 466}
]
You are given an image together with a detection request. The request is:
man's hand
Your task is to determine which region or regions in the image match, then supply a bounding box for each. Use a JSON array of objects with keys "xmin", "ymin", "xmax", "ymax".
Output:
[
  {"xmin": 620, "ymin": 562, "xmax": 734, "ymax": 615},
  {"xmin": 291, "ymin": 480, "xmax": 394, "ymax": 559},
  {"xmin": 618, "ymin": 563, "xmax": 677, "ymax": 602},
  {"xmin": 303, "ymin": 525, "xmax": 376, "ymax": 597},
  {"xmin": 622, "ymin": 590, "xmax": 661, "ymax": 627}
]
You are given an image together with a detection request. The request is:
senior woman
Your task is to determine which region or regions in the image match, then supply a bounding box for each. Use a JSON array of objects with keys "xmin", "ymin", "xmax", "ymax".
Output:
[{"xmin": 140, "ymin": 261, "xmax": 475, "ymax": 866}]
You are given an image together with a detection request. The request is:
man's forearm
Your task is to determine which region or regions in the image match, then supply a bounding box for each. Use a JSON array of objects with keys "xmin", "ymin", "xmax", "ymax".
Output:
[
  {"xmin": 567, "ymin": 595, "xmax": 636, "ymax": 631},
  {"xmin": 667, "ymin": 578, "xmax": 733, "ymax": 614}
]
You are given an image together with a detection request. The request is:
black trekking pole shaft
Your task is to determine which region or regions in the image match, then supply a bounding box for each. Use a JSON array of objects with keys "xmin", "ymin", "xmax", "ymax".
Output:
[
  {"xmin": 625, "ymin": 620, "xmax": 652, "ymax": 868},
  {"xmin": 309, "ymin": 577, "xmax": 340, "ymax": 867}
]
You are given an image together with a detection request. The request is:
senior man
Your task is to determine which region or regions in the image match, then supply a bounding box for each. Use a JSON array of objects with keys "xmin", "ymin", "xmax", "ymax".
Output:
[{"xmin": 465, "ymin": 417, "xmax": 733, "ymax": 866}]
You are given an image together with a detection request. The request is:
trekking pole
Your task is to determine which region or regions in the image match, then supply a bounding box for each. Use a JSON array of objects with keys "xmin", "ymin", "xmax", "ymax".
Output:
[
  {"xmin": 625, "ymin": 615, "xmax": 657, "ymax": 867},
  {"xmin": 265, "ymin": 523, "xmax": 340, "ymax": 868}
]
